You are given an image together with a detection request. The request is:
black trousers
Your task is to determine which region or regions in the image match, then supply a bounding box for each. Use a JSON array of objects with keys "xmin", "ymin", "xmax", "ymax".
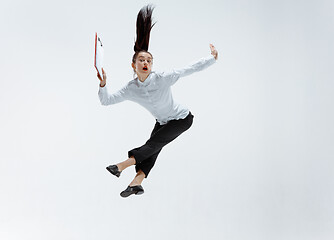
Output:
[{"xmin": 128, "ymin": 112, "xmax": 194, "ymax": 178}]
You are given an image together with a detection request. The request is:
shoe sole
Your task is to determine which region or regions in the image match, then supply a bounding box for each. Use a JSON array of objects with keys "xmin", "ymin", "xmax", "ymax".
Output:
[
  {"xmin": 136, "ymin": 190, "xmax": 144, "ymax": 195},
  {"xmin": 120, "ymin": 190, "xmax": 144, "ymax": 198}
]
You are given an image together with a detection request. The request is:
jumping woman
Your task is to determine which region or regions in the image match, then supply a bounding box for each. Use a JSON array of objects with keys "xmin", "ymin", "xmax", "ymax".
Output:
[{"xmin": 97, "ymin": 5, "xmax": 218, "ymax": 198}]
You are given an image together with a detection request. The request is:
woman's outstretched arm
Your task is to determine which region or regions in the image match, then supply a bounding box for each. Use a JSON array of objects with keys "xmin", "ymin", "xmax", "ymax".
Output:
[{"xmin": 159, "ymin": 44, "xmax": 219, "ymax": 86}]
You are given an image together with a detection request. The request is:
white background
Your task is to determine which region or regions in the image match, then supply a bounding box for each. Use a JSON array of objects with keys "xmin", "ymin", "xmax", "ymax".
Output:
[{"xmin": 1, "ymin": 0, "xmax": 333, "ymax": 239}]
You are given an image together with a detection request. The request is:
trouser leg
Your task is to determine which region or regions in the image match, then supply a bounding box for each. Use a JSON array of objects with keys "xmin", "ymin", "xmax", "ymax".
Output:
[
  {"xmin": 129, "ymin": 112, "xmax": 194, "ymax": 177},
  {"xmin": 135, "ymin": 150, "xmax": 161, "ymax": 178},
  {"xmin": 133, "ymin": 122, "xmax": 162, "ymax": 178}
]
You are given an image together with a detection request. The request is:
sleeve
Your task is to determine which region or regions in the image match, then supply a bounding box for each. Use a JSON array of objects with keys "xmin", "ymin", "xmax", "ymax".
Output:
[
  {"xmin": 159, "ymin": 55, "xmax": 216, "ymax": 86},
  {"xmin": 98, "ymin": 84, "xmax": 130, "ymax": 106}
]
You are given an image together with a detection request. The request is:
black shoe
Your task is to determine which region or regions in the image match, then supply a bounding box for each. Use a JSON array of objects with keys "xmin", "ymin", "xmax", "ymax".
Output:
[
  {"xmin": 120, "ymin": 185, "xmax": 144, "ymax": 198},
  {"xmin": 106, "ymin": 165, "xmax": 122, "ymax": 178}
]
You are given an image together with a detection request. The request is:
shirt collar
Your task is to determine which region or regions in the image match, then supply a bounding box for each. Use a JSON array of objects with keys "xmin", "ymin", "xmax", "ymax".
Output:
[{"xmin": 137, "ymin": 72, "xmax": 154, "ymax": 87}]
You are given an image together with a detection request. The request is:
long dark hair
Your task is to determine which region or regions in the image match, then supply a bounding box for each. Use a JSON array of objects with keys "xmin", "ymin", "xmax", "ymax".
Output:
[{"xmin": 132, "ymin": 5, "xmax": 156, "ymax": 63}]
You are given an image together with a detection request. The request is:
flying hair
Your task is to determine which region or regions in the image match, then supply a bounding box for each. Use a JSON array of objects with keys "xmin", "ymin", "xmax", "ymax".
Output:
[{"xmin": 133, "ymin": 5, "xmax": 156, "ymax": 63}]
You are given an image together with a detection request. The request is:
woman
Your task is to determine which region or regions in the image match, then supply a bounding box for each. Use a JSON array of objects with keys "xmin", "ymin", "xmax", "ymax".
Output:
[{"xmin": 97, "ymin": 5, "xmax": 218, "ymax": 198}]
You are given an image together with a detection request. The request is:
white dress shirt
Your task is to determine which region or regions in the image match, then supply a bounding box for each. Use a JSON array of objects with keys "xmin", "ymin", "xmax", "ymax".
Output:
[{"xmin": 98, "ymin": 55, "xmax": 216, "ymax": 124}]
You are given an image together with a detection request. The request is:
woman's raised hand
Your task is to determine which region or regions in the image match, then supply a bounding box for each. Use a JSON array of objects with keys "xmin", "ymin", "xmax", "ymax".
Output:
[
  {"xmin": 98, "ymin": 68, "xmax": 107, "ymax": 87},
  {"xmin": 210, "ymin": 44, "xmax": 218, "ymax": 60}
]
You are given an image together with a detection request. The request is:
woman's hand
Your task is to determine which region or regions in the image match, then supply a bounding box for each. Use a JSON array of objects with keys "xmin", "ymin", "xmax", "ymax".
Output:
[
  {"xmin": 97, "ymin": 68, "xmax": 107, "ymax": 87},
  {"xmin": 210, "ymin": 44, "xmax": 218, "ymax": 60}
]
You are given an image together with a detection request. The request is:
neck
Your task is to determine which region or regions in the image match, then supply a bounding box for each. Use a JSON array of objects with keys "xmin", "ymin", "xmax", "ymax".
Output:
[{"xmin": 137, "ymin": 72, "xmax": 150, "ymax": 82}]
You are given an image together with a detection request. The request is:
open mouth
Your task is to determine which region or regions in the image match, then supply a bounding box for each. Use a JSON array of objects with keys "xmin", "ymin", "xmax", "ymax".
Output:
[{"xmin": 143, "ymin": 66, "xmax": 148, "ymax": 71}]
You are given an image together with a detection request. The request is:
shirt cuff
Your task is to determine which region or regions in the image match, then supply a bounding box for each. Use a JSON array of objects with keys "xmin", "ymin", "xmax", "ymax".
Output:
[
  {"xmin": 202, "ymin": 55, "xmax": 217, "ymax": 68},
  {"xmin": 98, "ymin": 85, "xmax": 107, "ymax": 95},
  {"xmin": 207, "ymin": 55, "xmax": 217, "ymax": 63}
]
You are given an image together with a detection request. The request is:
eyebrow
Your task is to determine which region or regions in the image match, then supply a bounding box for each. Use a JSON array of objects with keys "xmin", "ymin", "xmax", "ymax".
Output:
[{"xmin": 138, "ymin": 56, "xmax": 152, "ymax": 59}]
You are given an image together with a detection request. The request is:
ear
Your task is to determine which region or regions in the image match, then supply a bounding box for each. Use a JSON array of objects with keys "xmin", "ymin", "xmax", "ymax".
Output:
[{"xmin": 131, "ymin": 62, "xmax": 136, "ymax": 70}]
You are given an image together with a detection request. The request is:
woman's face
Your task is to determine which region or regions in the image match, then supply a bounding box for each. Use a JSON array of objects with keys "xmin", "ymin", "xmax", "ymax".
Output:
[{"xmin": 132, "ymin": 51, "xmax": 153, "ymax": 75}]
